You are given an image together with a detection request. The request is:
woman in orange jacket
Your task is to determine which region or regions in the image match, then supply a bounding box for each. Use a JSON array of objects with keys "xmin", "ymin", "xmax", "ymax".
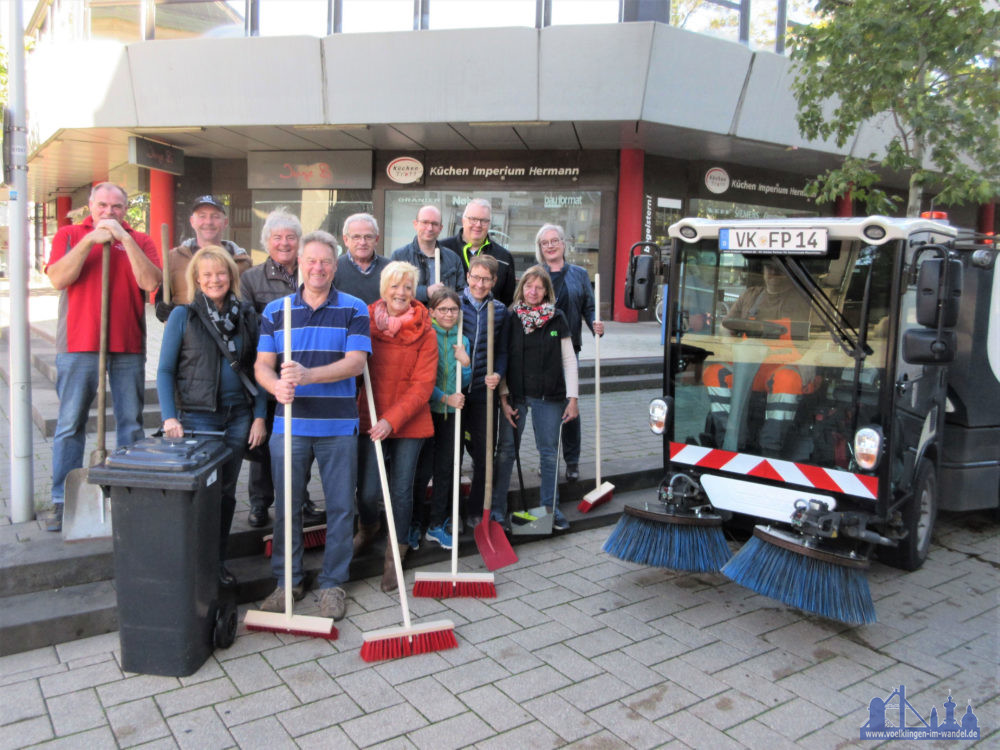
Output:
[{"xmin": 355, "ymin": 261, "xmax": 438, "ymax": 591}]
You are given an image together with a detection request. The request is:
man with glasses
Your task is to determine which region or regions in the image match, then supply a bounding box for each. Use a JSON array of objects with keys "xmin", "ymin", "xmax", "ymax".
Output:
[
  {"xmin": 391, "ymin": 205, "xmax": 465, "ymax": 302},
  {"xmin": 44, "ymin": 182, "xmax": 162, "ymax": 531},
  {"xmin": 441, "ymin": 198, "xmax": 515, "ymax": 306},
  {"xmin": 336, "ymin": 213, "xmax": 390, "ymax": 304}
]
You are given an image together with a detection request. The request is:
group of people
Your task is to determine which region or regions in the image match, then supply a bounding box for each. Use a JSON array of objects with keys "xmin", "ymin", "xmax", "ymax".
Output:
[{"xmin": 46, "ymin": 185, "xmax": 603, "ymax": 623}]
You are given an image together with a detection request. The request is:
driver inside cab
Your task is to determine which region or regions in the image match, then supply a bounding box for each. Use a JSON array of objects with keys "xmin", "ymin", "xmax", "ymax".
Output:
[{"xmin": 702, "ymin": 260, "xmax": 818, "ymax": 456}]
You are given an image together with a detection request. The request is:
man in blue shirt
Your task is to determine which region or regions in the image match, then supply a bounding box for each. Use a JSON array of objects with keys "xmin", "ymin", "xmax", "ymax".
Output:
[{"xmin": 254, "ymin": 234, "xmax": 371, "ymax": 621}]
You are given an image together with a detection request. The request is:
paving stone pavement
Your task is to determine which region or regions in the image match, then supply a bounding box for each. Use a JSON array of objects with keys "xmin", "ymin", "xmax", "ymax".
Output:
[{"xmin": 1, "ymin": 515, "xmax": 997, "ymax": 749}]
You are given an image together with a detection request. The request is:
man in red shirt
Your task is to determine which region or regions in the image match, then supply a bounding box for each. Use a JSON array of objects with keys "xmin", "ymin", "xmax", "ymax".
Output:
[{"xmin": 45, "ymin": 182, "xmax": 162, "ymax": 531}]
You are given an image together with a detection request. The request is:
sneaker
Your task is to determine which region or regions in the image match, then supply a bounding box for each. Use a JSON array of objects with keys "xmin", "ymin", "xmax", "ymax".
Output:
[
  {"xmin": 425, "ymin": 524, "xmax": 453, "ymax": 550},
  {"xmin": 46, "ymin": 504, "xmax": 63, "ymax": 533},
  {"xmin": 565, "ymin": 464, "xmax": 580, "ymax": 482},
  {"xmin": 552, "ymin": 506, "xmax": 570, "ymax": 531},
  {"xmin": 318, "ymin": 586, "xmax": 347, "ymax": 621},
  {"xmin": 303, "ymin": 500, "xmax": 325, "ymax": 525},
  {"xmin": 407, "ymin": 525, "xmax": 422, "ymax": 550},
  {"xmin": 260, "ymin": 583, "xmax": 305, "ymax": 612}
]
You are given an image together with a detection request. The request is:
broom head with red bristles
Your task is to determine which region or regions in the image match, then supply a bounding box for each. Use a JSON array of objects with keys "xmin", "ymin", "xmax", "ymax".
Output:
[
  {"xmin": 244, "ymin": 609, "xmax": 338, "ymax": 639},
  {"xmin": 578, "ymin": 480, "xmax": 615, "ymax": 513},
  {"xmin": 360, "ymin": 619, "xmax": 457, "ymax": 662},
  {"xmin": 412, "ymin": 571, "xmax": 496, "ymax": 599},
  {"xmin": 263, "ymin": 524, "xmax": 327, "ymax": 557}
]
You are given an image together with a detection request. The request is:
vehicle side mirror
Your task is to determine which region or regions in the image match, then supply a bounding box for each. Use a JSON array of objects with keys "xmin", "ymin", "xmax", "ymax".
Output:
[
  {"xmin": 915, "ymin": 258, "xmax": 962, "ymax": 328},
  {"xmin": 902, "ymin": 328, "xmax": 956, "ymax": 364},
  {"xmin": 625, "ymin": 252, "xmax": 655, "ymax": 310}
]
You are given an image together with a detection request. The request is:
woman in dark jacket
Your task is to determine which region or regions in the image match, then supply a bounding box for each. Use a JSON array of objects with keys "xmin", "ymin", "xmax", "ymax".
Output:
[
  {"xmin": 157, "ymin": 246, "xmax": 267, "ymax": 586},
  {"xmin": 536, "ymin": 223, "xmax": 604, "ymax": 482},
  {"xmin": 493, "ymin": 265, "xmax": 579, "ymax": 530}
]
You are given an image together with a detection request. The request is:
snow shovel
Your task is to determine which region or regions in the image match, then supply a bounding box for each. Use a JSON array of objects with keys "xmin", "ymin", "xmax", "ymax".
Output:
[
  {"xmin": 474, "ymin": 302, "xmax": 517, "ymax": 571},
  {"xmin": 63, "ymin": 242, "xmax": 113, "ymax": 541},
  {"xmin": 511, "ymin": 421, "xmax": 560, "ymax": 537}
]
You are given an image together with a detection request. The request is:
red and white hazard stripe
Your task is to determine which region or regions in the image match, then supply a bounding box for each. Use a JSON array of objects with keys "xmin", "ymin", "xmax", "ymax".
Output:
[{"xmin": 669, "ymin": 442, "xmax": 878, "ymax": 500}]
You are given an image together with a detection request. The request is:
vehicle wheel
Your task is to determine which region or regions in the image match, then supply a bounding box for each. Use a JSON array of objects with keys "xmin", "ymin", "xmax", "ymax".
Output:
[
  {"xmin": 655, "ymin": 293, "xmax": 664, "ymax": 324},
  {"xmin": 880, "ymin": 460, "xmax": 937, "ymax": 571},
  {"xmin": 213, "ymin": 599, "xmax": 237, "ymax": 649}
]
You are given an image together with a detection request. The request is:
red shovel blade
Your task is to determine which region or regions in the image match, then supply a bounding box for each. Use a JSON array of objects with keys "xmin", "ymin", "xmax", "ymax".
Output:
[{"xmin": 474, "ymin": 512, "xmax": 518, "ymax": 571}]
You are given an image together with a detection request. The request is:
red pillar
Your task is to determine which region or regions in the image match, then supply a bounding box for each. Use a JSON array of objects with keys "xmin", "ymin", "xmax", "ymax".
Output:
[
  {"xmin": 978, "ymin": 202, "xmax": 995, "ymax": 240},
  {"xmin": 835, "ymin": 192, "xmax": 853, "ymax": 217},
  {"xmin": 614, "ymin": 148, "xmax": 644, "ymax": 322},
  {"xmin": 56, "ymin": 196, "xmax": 72, "ymax": 227},
  {"xmin": 149, "ymin": 169, "xmax": 175, "ymax": 258}
]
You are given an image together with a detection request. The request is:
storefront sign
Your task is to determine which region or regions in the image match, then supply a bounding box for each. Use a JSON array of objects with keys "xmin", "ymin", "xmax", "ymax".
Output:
[
  {"xmin": 386, "ymin": 156, "xmax": 424, "ymax": 184},
  {"xmin": 703, "ymin": 165, "xmax": 810, "ymax": 200},
  {"xmin": 426, "ymin": 163, "xmax": 581, "ymax": 180},
  {"xmin": 248, "ymin": 151, "xmax": 372, "ymax": 189},
  {"xmin": 128, "ymin": 136, "xmax": 184, "ymax": 176},
  {"xmin": 705, "ymin": 167, "xmax": 730, "ymax": 194}
]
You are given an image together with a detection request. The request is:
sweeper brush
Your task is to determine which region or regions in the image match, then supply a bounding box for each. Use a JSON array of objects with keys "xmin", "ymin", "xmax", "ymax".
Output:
[
  {"xmin": 722, "ymin": 525, "xmax": 876, "ymax": 626},
  {"xmin": 603, "ymin": 504, "xmax": 731, "ymax": 572}
]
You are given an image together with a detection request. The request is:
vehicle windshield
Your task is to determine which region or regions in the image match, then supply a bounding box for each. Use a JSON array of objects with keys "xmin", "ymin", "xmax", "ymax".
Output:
[{"xmin": 670, "ymin": 240, "xmax": 894, "ymax": 470}]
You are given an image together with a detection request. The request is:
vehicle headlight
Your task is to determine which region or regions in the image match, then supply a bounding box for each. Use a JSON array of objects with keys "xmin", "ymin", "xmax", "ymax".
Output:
[
  {"xmin": 649, "ymin": 398, "xmax": 668, "ymax": 435},
  {"xmin": 854, "ymin": 426, "xmax": 882, "ymax": 470}
]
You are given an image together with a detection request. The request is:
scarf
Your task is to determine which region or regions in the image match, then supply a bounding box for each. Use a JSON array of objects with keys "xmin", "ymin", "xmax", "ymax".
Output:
[
  {"xmin": 372, "ymin": 298, "xmax": 417, "ymax": 337},
  {"xmin": 514, "ymin": 302, "xmax": 555, "ymax": 334},
  {"xmin": 197, "ymin": 290, "xmax": 241, "ymax": 353}
]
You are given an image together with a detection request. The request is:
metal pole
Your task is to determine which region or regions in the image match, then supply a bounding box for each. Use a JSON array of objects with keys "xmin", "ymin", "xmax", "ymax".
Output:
[
  {"xmin": 775, "ymin": 0, "xmax": 787, "ymax": 54},
  {"xmin": 8, "ymin": 0, "xmax": 35, "ymax": 523}
]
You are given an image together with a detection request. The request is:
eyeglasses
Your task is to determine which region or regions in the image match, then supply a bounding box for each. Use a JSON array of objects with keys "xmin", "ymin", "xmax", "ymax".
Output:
[
  {"xmin": 435, "ymin": 306, "xmax": 460, "ymax": 314},
  {"xmin": 468, "ymin": 274, "xmax": 494, "ymax": 285},
  {"xmin": 464, "ymin": 216, "xmax": 491, "ymax": 226},
  {"xmin": 539, "ymin": 239, "xmax": 563, "ymax": 248},
  {"xmin": 348, "ymin": 234, "xmax": 376, "ymax": 243}
]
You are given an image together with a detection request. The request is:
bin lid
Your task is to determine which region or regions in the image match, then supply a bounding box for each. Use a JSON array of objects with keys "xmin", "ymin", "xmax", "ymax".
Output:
[{"xmin": 103, "ymin": 436, "xmax": 230, "ymax": 472}]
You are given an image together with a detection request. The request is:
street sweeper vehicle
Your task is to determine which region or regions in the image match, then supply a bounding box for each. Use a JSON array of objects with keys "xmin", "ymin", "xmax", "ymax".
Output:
[{"xmin": 606, "ymin": 215, "xmax": 999, "ymax": 626}]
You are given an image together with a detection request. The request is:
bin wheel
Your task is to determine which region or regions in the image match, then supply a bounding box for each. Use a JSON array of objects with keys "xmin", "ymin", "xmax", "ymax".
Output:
[{"xmin": 214, "ymin": 600, "xmax": 237, "ymax": 649}]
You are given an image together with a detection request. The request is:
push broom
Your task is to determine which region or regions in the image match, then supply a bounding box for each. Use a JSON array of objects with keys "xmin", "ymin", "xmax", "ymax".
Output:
[
  {"xmin": 414, "ymin": 311, "xmax": 496, "ymax": 598},
  {"xmin": 359, "ymin": 364, "xmax": 458, "ymax": 661},
  {"xmin": 578, "ymin": 273, "xmax": 614, "ymax": 512},
  {"xmin": 245, "ymin": 297, "xmax": 337, "ymax": 639}
]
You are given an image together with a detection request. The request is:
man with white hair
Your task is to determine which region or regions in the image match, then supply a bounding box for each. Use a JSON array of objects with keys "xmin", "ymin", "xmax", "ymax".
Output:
[
  {"xmin": 440, "ymin": 198, "xmax": 515, "ymax": 305},
  {"xmin": 335, "ymin": 212, "xmax": 391, "ymax": 304}
]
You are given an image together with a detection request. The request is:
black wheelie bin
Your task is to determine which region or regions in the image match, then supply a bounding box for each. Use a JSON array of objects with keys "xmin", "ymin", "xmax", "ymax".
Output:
[{"xmin": 89, "ymin": 434, "xmax": 237, "ymax": 676}]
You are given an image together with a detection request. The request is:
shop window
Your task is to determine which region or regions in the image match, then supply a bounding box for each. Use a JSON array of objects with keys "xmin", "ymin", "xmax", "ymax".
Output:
[
  {"xmin": 692, "ymin": 199, "xmax": 818, "ymax": 221},
  {"xmin": 250, "ymin": 189, "xmax": 373, "ymax": 260},
  {"xmin": 385, "ymin": 189, "xmax": 603, "ymax": 280}
]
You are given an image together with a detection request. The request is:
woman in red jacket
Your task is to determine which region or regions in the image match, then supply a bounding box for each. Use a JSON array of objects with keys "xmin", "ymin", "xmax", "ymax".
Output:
[{"xmin": 356, "ymin": 261, "xmax": 438, "ymax": 591}]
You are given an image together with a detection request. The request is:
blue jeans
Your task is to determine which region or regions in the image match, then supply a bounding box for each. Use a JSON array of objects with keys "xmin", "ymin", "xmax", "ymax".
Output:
[
  {"xmin": 358, "ymin": 436, "xmax": 424, "ymax": 542},
  {"xmin": 270, "ymin": 433, "xmax": 356, "ymax": 590},
  {"xmin": 179, "ymin": 405, "xmax": 251, "ymax": 560},
  {"xmin": 51, "ymin": 352, "xmax": 145, "ymax": 504},
  {"xmin": 492, "ymin": 397, "xmax": 565, "ymax": 517}
]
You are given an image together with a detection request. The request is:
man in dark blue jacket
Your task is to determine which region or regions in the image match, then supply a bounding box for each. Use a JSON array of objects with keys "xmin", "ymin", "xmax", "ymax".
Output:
[{"xmin": 391, "ymin": 205, "xmax": 465, "ymax": 303}]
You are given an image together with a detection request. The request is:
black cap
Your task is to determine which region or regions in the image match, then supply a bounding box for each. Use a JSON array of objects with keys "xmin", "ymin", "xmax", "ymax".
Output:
[{"xmin": 191, "ymin": 195, "xmax": 226, "ymax": 214}]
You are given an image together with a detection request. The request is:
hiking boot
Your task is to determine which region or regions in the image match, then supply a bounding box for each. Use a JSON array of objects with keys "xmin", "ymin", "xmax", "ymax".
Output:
[
  {"xmin": 424, "ymin": 524, "xmax": 453, "ymax": 550},
  {"xmin": 565, "ymin": 463, "xmax": 580, "ymax": 482},
  {"xmin": 407, "ymin": 524, "xmax": 422, "ymax": 551},
  {"xmin": 248, "ymin": 506, "xmax": 269, "ymax": 528},
  {"xmin": 353, "ymin": 523, "xmax": 380, "ymax": 556},
  {"xmin": 318, "ymin": 586, "xmax": 347, "ymax": 621},
  {"xmin": 303, "ymin": 500, "xmax": 325, "ymax": 525},
  {"xmin": 46, "ymin": 504, "xmax": 63, "ymax": 533},
  {"xmin": 381, "ymin": 544, "xmax": 407, "ymax": 592},
  {"xmin": 260, "ymin": 583, "xmax": 305, "ymax": 612}
]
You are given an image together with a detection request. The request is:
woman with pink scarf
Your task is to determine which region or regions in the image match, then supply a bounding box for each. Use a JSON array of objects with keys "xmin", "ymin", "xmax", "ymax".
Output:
[{"xmin": 355, "ymin": 261, "xmax": 438, "ymax": 591}]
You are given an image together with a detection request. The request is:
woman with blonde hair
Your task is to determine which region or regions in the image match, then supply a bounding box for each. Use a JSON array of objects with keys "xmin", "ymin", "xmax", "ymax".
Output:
[
  {"xmin": 355, "ymin": 261, "xmax": 438, "ymax": 591},
  {"xmin": 157, "ymin": 246, "xmax": 267, "ymax": 587}
]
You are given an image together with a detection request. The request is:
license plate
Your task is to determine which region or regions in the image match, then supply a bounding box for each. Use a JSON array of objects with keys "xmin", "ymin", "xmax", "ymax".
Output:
[{"xmin": 720, "ymin": 227, "xmax": 828, "ymax": 254}]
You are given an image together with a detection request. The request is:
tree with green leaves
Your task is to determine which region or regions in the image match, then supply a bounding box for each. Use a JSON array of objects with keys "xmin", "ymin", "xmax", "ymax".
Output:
[{"xmin": 791, "ymin": 0, "xmax": 1000, "ymax": 217}]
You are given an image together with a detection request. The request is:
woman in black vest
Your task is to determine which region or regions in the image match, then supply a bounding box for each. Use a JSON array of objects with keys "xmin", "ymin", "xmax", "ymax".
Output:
[
  {"xmin": 157, "ymin": 246, "xmax": 267, "ymax": 586},
  {"xmin": 494, "ymin": 265, "xmax": 579, "ymax": 530}
]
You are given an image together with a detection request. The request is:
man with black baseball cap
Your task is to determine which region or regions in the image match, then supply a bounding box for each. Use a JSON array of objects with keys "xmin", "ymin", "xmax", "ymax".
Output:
[{"xmin": 156, "ymin": 195, "xmax": 251, "ymax": 321}]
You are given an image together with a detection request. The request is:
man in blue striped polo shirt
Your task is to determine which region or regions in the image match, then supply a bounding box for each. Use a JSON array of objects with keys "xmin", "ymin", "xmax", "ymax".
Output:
[{"xmin": 254, "ymin": 230, "xmax": 371, "ymax": 621}]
